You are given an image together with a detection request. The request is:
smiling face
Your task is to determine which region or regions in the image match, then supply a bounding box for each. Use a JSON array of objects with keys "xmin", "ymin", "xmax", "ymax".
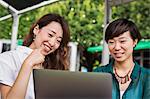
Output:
[
  {"xmin": 30, "ymin": 21, "xmax": 63, "ymax": 55},
  {"xmin": 108, "ymin": 31, "xmax": 137, "ymax": 62}
]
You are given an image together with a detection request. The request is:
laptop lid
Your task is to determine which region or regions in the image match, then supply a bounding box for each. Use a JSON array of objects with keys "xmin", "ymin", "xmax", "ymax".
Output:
[{"xmin": 33, "ymin": 69, "xmax": 112, "ymax": 99}]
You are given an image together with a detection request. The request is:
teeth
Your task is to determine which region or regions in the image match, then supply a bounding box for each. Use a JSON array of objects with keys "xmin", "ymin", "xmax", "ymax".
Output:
[
  {"xmin": 44, "ymin": 45, "xmax": 50, "ymax": 51},
  {"xmin": 115, "ymin": 53, "xmax": 123, "ymax": 57}
]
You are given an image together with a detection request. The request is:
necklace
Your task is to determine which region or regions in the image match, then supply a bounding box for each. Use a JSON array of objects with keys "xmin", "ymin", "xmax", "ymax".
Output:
[{"xmin": 114, "ymin": 67, "xmax": 132, "ymax": 84}]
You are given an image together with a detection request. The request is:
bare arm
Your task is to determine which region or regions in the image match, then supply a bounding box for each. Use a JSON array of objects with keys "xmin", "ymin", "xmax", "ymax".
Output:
[
  {"xmin": 0, "ymin": 47, "xmax": 45, "ymax": 99},
  {"xmin": 0, "ymin": 84, "xmax": 11, "ymax": 99},
  {"xmin": 0, "ymin": 63, "xmax": 32, "ymax": 99}
]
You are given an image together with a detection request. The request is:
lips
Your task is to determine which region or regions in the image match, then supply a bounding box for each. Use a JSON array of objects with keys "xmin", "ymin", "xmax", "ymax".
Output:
[
  {"xmin": 114, "ymin": 52, "xmax": 125, "ymax": 58},
  {"xmin": 43, "ymin": 43, "xmax": 52, "ymax": 52}
]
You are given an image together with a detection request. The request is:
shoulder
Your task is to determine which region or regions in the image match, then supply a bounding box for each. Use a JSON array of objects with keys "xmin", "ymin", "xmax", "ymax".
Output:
[
  {"xmin": 0, "ymin": 50, "xmax": 15, "ymax": 62},
  {"xmin": 140, "ymin": 66, "xmax": 150, "ymax": 76},
  {"xmin": 93, "ymin": 64, "xmax": 111, "ymax": 72},
  {"xmin": 133, "ymin": 62, "xmax": 150, "ymax": 77},
  {"xmin": 0, "ymin": 47, "xmax": 21, "ymax": 60},
  {"xmin": 0, "ymin": 47, "xmax": 24, "ymax": 69},
  {"xmin": 0, "ymin": 50, "xmax": 20, "ymax": 72},
  {"xmin": 140, "ymin": 67, "xmax": 150, "ymax": 97},
  {"xmin": 138, "ymin": 66, "xmax": 150, "ymax": 86},
  {"xmin": 0, "ymin": 46, "xmax": 32, "ymax": 63}
]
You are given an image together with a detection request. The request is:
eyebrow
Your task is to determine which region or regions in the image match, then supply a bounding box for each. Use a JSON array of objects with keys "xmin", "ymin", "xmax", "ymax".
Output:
[
  {"xmin": 109, "ymin": 37, "xmax": 127, "ymax": 40},
  {"xmin": 49, "ymin": 29, "xmax": 63, "ymax": 39},
  {"xmin": 49, "ymin": 29, "xmax": 56, "ymax": 34},
  {"xmin": 118, "ymin": 37, "xmax": 128, "ymax": 39}
]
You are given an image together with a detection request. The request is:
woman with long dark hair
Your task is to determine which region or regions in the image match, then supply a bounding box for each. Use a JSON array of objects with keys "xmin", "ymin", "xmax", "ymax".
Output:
[{"xmin": 0, "ymin": 13, "xmax": 70, "ymax": 99}]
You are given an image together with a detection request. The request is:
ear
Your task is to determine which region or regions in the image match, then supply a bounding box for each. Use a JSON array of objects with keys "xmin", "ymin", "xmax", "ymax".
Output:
[
  {"xmin": 133, "ymin": 39, "xmax": 138, "ymax": 47},
  {"xmin": 33, "ymin": 25, "xmax": 40, "ymax": 35}
]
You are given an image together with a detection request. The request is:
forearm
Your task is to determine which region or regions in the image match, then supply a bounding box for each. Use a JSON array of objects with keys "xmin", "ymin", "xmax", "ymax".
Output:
[
  {"xmin": 4, "ymin": 48, "xmax": 45, "ymax": 99},
  {"xmin": 6, "ymin": 62, "xmax": 33, "ymax": 99}
]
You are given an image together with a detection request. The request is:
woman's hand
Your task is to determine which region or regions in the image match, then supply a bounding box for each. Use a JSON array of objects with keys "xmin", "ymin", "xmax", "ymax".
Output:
[{"xmin": 24, "ymin": 46, "xmax": 46, "ymax": 68}]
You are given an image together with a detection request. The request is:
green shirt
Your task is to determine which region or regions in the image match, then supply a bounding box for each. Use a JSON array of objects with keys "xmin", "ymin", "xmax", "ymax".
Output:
[{"xmin": 93, "ymin": 61, "xmax": 150, "ymax": 99}]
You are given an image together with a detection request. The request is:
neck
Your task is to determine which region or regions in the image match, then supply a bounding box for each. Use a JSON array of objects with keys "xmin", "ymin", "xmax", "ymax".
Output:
[
  {"xmin": 114, "ymin": 56, "xmax": 134, "ymax": 71},
  {"xmin": 29, "ymin": 42, "xmax": 36, "ymax": 49}
]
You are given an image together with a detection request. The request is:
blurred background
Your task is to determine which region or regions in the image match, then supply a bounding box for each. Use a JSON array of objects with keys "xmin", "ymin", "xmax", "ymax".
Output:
[{"xmin": 0, "ymin": 0, "xmax": 149, "ymax": 72}]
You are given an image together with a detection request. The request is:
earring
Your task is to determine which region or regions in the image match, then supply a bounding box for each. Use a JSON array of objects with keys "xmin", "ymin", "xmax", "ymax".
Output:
[{"xmin": 33, "ymin": 34, "xmax": 36, "ymax": 40}]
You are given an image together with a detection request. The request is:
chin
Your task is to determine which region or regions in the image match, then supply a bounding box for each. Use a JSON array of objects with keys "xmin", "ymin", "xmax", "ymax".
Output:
[{"xmin": 114, "ymin": 57, "xmax": 126, "ymax": 62}]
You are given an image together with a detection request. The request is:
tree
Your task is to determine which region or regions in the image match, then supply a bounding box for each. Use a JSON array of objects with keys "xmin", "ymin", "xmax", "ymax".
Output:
[
  {"xmin": 0, "ymin": 0, "xmax": 149, "ymax": 47},
  {"xmin": 36, "ymin": 0, "xmax": 104, "ymax": 47},
  {"xmin": 112, "ymin": 0, "xmax": 150, "ymax": 39},
  {"xmin": 0, "ymin": 5, "xmax": 12, "ymax": 39}
]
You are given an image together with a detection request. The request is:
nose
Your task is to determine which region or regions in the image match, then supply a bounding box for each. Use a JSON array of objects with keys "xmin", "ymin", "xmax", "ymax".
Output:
[
  {"xmin": 114, "ymin": 41, "xmax": 121, "ymax": 50},
  {"xmin": 48, "ymin": 38, "xmax": 56, "ymax": 47}
]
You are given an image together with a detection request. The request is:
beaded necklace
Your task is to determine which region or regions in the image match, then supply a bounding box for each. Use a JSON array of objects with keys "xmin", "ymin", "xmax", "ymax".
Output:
[{"xmin": 114, "ymin": 67, "xmax": 132, "ymax": 84}]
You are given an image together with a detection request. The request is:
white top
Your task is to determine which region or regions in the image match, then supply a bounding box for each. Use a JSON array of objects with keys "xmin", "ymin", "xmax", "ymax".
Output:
[
  {"xmin": 0, "ymin": 46, "xmax": 35, "ymax": 99},
  {"xmin": 120, "ymin": 91, "xmax": 125, "ymax": 99}
]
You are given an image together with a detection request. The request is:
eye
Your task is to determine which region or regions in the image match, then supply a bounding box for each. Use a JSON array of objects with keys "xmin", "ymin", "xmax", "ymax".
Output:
[
  {"xmin": 48, "ymin": 33, "xmax": 53, "ymax": 37},
  {"xmin": 109, "ymin": 41, "xmax": 114, "ymax": 43},
  {"xmin": 57, "ymin": 40, "xmax": 61, "ymax": 43},
  {"xmin": 108, "ymin": 41, "xmax": 114, "ymax": 45},
  {"xmin": 120, "ymin": 40, "xmax": 126, "ymax": 43}
]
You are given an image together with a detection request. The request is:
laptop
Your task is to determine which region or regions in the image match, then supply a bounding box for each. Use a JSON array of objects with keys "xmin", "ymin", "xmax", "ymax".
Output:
[{"xmin": 33, "ymin": 69, "xmax": 112, "ymax": 99}]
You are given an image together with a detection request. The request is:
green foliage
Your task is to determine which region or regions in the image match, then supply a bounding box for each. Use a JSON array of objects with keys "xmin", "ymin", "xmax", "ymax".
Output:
[
  {"xmin": 0, "ymin": 5, "xmax": 12, "ymax": 39},
  {"xmin": 18, "ymin": 10, "xmax": 38, "ymax": 39},
  {"xmin": 0, "ymin": 5, "xmax": 9, "ymax": 16},
  {"xmin": 0, "ymin": 0, "xmax": 149, "ymax": 47},
  {"xmin": 34, "ymin": 0, "xmax": 104, "ymax": 47},
  {"xmin": 0, "ymin": 18, "xmax": 12, "ymax": 39},
  {"xmin": 112, "ymin": 0, "xmax": 150, "ymax": 39}
]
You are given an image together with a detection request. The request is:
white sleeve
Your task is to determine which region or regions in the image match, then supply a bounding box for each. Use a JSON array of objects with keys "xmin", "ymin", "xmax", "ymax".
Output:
[{"xmin": 0, "ymin": 52, "xmax": 17, "ymax": 86}]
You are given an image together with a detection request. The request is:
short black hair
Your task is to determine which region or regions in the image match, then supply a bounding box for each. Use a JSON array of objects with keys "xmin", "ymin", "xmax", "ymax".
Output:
[{"xmin": 105, "ymin": 18, "xmax": 142, "ymax": 43}]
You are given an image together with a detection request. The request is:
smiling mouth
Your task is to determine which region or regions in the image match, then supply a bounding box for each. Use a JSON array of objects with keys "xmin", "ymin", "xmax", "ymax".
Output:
[
  {"xmin": 43, "ymin": 44, "xmax": 52, "ymax": 52},
  {"xmin": 114, "ymin": 52, "xmax": 124, "ymax": 58}
]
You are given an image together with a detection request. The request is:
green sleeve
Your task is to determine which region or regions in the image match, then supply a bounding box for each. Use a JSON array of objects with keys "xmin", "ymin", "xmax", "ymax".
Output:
[{"xmin": 143, "ymin": 69, "xmax": 150, "ymax": 99}]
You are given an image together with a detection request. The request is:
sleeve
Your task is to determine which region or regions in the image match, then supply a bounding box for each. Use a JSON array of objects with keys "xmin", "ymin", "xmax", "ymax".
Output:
[
  {"xmin": 0, "ymin": 52, "xmax": 17, "ymax": 87},
  {"xmin": 143, "ymin": 69, "xmax": 150, "ymax": 99}
]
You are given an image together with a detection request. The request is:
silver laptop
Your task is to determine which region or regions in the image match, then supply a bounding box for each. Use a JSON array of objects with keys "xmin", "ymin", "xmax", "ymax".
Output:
[{"xmin": 33, "ymin": 69, "xmax": 112, "ymax": 99}]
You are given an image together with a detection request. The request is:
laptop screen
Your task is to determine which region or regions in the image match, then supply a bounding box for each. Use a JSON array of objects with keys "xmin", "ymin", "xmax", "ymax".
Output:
[{"xmin": 33, "ymin": 69, "xmax": 112, "ymax": 99}]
